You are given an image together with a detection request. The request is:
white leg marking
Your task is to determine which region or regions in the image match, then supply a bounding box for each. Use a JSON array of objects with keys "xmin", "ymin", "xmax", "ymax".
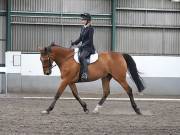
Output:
[
  {"xmin": 93, "ymin": 104, "xmax": 103, "ymax": 114},
  {"xmin": 41, "ymin": 110, "xmax": 49, "ymax": 115}
]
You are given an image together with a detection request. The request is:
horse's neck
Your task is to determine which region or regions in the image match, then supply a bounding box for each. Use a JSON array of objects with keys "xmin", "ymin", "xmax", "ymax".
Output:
[{"xmin": 52, "ymin": 46, "xmax": 73, "ymax": 65}]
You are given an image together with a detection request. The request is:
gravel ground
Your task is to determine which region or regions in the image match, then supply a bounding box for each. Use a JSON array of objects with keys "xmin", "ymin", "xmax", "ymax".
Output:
[{"xmin": 0, "ymin": 94, "xmax": 180, "ymax": 135}]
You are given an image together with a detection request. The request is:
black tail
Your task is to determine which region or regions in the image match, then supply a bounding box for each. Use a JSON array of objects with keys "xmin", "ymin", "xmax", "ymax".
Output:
[{"xmin": 123, "ymin": 53, "xmax": 145, "ymax": 92}]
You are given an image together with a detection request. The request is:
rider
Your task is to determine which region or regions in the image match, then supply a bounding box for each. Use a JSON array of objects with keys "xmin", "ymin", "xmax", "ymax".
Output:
[{"xmin": 71, "ymin": 13, "xmax": 96, "ymax": 80}]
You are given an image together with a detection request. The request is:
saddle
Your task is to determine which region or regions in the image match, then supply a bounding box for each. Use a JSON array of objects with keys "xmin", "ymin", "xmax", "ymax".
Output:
[
  {"xmin": 74, "ymin": 48, "xmax": 98, "ymax": 82},
  {"xmin": 74, "ymin": 48, "xmax": 98, "ymax": 64}
]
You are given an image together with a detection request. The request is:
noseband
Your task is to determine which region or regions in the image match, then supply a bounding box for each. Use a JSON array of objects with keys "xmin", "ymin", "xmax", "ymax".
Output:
[
  {"xmin": 47, "ymin": 54, "xmax": 57, "ymax": 71},
  {"xmin": 44, "ymin": 45, "xmax": 57, "ymax": 70}
]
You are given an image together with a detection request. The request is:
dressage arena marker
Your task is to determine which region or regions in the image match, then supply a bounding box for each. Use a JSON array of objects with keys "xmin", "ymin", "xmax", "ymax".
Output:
[{"xmin": 22, "ymin": 97, "xmax": 180, "ymax": 101}]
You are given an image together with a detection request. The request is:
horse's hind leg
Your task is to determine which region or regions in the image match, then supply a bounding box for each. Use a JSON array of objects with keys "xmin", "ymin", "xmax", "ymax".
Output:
[
  {"xmin": 119, "ymin": 80, "xmax": 141, "ymax": 115},
  {"xmin": 69, "ymin": 83, "xmax": 89, "ymax": 113},
  {"xmin": 93, "ymin": 75, "xmax": 112, "ymax": 113}
]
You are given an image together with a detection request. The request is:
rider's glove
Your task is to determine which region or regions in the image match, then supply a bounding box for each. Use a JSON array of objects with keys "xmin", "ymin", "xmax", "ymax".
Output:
[{"xmin": 71, "ymin": 42, "xmax": 75, "ymax": 46}]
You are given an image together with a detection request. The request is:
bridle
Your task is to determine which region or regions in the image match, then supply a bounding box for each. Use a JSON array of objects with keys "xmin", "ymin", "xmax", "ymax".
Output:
[{"xmin": 47, "ymin": 54, "xmax": 56, "ymax": 70}]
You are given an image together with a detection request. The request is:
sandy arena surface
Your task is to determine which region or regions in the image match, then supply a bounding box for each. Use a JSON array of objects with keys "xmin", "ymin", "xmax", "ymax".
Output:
[{"xmin": 0, "ymin": 93, "xmax": 180, "ymax": 135}]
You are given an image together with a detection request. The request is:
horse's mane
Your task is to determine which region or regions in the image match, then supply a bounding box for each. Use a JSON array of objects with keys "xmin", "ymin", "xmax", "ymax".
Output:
[
  {"xmin": 50, "ymin": 42, "xmax": 60, "ymax": 47},
  {"xmin": 47, "ymin": 42, "xmax": 72, "ymax": 53}
]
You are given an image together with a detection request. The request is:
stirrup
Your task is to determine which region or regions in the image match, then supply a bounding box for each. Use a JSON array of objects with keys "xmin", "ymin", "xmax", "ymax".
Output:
[{"xmin": 81, "ymin": 73, "xmax": 88, "ymax": 80}]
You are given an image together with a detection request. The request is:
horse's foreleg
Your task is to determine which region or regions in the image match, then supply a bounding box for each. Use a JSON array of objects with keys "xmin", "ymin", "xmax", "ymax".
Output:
[
  {"xmin": 41, "ymin": 80, "xmax": 68, "ymax": 114},
  {"xmin": 69, "ymin": 83, "xmax": 89, "ymax": 113},
  {"xmin": 93, "ymin": 75, "xmax": 111, "ymax": 113}
]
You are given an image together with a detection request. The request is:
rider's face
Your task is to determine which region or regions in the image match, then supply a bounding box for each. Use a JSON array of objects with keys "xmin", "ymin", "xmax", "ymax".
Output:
[{"xmin": 81, "ymin": 19, "xmax": 87, "ymax": 25}]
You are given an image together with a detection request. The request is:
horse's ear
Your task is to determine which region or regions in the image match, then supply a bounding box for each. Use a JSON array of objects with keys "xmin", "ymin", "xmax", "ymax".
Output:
[{"xmin": 44, "ymin": 47, "xmax": 48, "ymax": 53}]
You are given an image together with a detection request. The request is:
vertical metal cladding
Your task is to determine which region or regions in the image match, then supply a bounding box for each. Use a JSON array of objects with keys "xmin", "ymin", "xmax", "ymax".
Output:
[
  {"xmin": 117, "ymin": 28, "xmax": 163, "ymax": 54},
  {"xmin": 61, "ymin": 26, "xmax": 81, "ymax": 48},
  {"xmin": 0, "ymin": 0, "xmax": 6, "ymax": 10},
  {"xmin": 63, "ymin": 0, "xmax": 111, "ymax": 14},
  {"xmin": 12, "ymin": 0, "xmax": 63, "ymax": 12},
  {"xmin": 0, "ymin": 41, "xmax": 5, "ymax": 64},
  {"xmin": 11, "ymin": 0, "xmax": 112, "ymax": 52},
  {"xmin": 116, "ymin": 0, "xmax": 180, "ymax": 55},
  {"xmin": 12, "ymin": 25, "xmax": 63, "ymax": 52},
  {"xmin": 11, "ymin": 0, "xmax": 111, "ymax": 13},
  {"xmin": 93, "ymin": 27, "xmax": 111, "ymax": 52},
  {"xmin": 117, "ymin": 0, "xmax": 147, "ymax": 8},
  {"xmin": 164, "ymin": 29, "xmax": 180, "ymax": 55},
  {"xmin": 117, "ymin": 10, "xmax": 145, "ymax": 25},
  {"xmin": 0, "ymin": 15, "xmax": 6, "ymax": 64},
  {"xmin": 10, "ymin": 0, "xmax": 180, "ymax": 55}
]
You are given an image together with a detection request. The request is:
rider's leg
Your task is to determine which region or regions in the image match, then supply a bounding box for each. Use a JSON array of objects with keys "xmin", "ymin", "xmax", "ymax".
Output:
[{"xmin": 79, "ymin": 50, "xmax": 89, "ymax": 80}]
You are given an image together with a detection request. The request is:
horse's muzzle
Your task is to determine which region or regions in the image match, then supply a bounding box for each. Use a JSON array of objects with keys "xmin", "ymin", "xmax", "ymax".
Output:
[{"xmin": 44, "ymin": 70, "xmax": 51, "ymax": 75}]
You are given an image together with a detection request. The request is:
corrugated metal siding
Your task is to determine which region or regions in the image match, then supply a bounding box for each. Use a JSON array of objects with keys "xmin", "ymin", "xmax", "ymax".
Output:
[
  {"xmin": 12, "ymin": 0, "xmax": 111, "ymax": 13},
  {"xmin": 10, "ymin": 0, "xmax": 180, "ymax": 55},
  {"xmin": 0, "ymin": 41, "xmax": 5, "ymax": 64},
  {"xmin": 164, "ymin": 29, "xmax": 180, "ymax": 55},
  {"xmin": 12, "ymin": 25, "xmax": 63, "ymax": 52},
  {"xmin": 11, "ymin": 0, "xmax": 112, "ymax": 52},
  {"xmin": 12, "ymin": 0, "xmax": 63, "ymax": 12},
  {"xmin": 63, "ymin": 0, "xmax": 111, "ymax": 14},
  {"xmin": 0, "ymin": 0, "xmax": 6, "ymax": 10},
  {"xmin": 117, "ymin": 0, "xmax": 148, "ymax": 8},
  {"xmin": 117, "ymin": 0, "xmax": 180, "ymax": 9},
  {"xmin": 116, "ymin": 0, "xmax": 180, "ymax": 55},
  {"xmin": 117, "ymin": 28, "xmax": 163, "ymax": 55},
  {"xmin": 93, "ymin": 27, "xmax": 111, "ymax": 52},
  {"xmin": 146, "ymin": 12, "xmax": 180, "ymax": 26},
  {"xmin": 61, "ymin": 26, "xmax": 81, "ymax": 48},
  {"xmin": 0, "ymin": 16, "xmax": 6, "ymax": 64},
  {"xmin": 12, "ymin": 16, "xmax": 111, "ymax": 26},
  {"xmin": 146, "ymin": 0, "xmax": 163, "ymax": 9},
  {"xmin": 117, "ymin": 10, "xmax": 145, "ymax": 25},
  {"xmin": 0, "ymin": 16, "xmax": 6, "ymax": 40},
  {"xmin": 162, "ymin": 0, "xmax": 180, "ymax": 9},
  {"xmin": 117, "ymin": 10, "xmax": 180, "ymax": 26}
]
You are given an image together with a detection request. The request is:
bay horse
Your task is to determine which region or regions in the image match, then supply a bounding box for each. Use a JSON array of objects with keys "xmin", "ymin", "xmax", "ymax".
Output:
[{"xmin": 39, "ymin": 43, "xmax": 145, "ymax": 115}]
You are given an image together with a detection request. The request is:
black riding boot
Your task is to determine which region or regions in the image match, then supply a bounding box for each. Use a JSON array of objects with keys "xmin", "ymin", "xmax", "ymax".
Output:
[{"xmin": 81, "ymin": 59, "xmax": 88, "ymax": 80}]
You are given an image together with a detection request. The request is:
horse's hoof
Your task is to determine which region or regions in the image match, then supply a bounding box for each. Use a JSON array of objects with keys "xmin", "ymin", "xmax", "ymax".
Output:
[
  {"xmin": 136, "ymin": 108, "xmax": 142, "ymax": 115},
  {"xmin": 137, "ymin": 111, "xmax": 142, "ymax": 115},
  {"xmin": 92, "ymin": 109, "xmax": 99, "ymax": 114},
  {"xmin": 41, "ymin": 110, "xmax": 49, "ymax": 115},
  {"xmin": 84, "ymin": 109, "xmax": 89, "ymax": 114},
  {"xmin": 92, "ymin": 104, "xmax": 102, "ymax": 114}
]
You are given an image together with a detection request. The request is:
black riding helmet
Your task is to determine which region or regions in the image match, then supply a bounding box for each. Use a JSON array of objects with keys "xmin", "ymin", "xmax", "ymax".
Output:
[{"xmin": 80, "ymin": 13, "xmax": 91, "ymax": 21}]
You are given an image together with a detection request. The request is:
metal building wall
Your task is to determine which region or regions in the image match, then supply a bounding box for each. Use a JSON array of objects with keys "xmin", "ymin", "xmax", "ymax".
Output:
[
  {"xmin": 11, "ymin": 0, "xmax": 111, "ymax": 52},
  {"xmin": 0, "ymin": 0, "xmax": 6, "ymax": 93},
  {"xmin": 4, "ymin": 0, "xmax": 180, "ymax": 54},
  {"xmin": 116, "ymin": 0, "xmax": 180, "ymax": 55},
  {"xmin": 0, "ymin": 0, "xmax": 6, "ymax": 64}
]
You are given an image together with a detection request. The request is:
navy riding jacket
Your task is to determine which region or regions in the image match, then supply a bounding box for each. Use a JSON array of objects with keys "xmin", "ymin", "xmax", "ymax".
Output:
[{"xmin": 73, "ymin": 25, "xmax": 95, "ymax": 54}]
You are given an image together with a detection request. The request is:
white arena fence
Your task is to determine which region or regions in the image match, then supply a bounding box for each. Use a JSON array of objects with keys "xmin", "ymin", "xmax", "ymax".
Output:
[{"xmin": 1, "ymin": 51, "xmax": 180, "ymax": 95}]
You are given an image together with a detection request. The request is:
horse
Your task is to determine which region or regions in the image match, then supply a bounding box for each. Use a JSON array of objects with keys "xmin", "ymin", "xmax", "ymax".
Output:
[{"xmin": 39, "ymin": 43, "xmax": 145, "ymax": 115}]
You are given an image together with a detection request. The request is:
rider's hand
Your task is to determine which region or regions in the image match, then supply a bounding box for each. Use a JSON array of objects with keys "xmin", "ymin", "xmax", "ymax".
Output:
[{"xmin": 71, "ymin": 42, "xmax": 75, "ymax": 46}]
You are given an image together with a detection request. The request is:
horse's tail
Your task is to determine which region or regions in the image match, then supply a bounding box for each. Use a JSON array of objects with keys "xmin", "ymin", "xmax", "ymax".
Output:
[{"xmin": 123, "ymin": 53, "xmax": 145, "ymax": 92}]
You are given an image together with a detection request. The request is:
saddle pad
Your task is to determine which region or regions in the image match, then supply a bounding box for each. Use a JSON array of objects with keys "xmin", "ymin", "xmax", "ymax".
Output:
[{"xmin": 74, "ymin": 48, "xmax": 98, "ymax": 64}]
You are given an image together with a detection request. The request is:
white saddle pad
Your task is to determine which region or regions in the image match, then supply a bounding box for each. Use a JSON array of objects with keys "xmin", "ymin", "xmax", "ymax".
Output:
[{"xmin": 74, "ymin": 48, "xmax": 98, "ymax": 64}]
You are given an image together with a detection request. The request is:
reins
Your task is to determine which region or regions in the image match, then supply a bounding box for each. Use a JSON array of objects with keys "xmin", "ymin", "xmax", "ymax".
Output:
[
  {"xmin": 60, "ymin": 51, "xmax": 78, "ymax": 64},
  {"xmin": 47, "ymin": 47, "xmax": 78, "ymax": 70}
]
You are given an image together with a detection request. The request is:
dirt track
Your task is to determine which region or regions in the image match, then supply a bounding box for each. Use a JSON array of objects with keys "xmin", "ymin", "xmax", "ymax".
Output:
[{"xmin": 0, "ymin": 96, "xmax": 180, "ymax": 135}]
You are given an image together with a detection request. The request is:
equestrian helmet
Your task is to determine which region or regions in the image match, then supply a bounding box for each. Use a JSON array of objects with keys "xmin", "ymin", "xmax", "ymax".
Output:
[{"xmin": 80, "ymin": 13, "xmax": 91, "ymax": 21}]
